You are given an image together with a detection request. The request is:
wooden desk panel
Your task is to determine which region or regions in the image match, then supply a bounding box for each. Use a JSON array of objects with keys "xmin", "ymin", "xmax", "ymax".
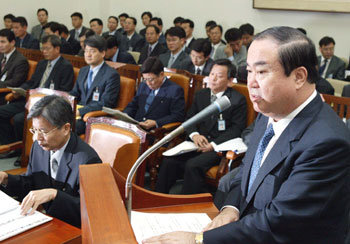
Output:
[{"xmin": 3, "ymin": 218, "xmax": 81, "ymax": 244}]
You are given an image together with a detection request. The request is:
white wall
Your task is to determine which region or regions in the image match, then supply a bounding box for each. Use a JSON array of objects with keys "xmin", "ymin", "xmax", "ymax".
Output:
[{"xmin": 2, "ymin": 0, "xmax": 349, "ymax": 58}]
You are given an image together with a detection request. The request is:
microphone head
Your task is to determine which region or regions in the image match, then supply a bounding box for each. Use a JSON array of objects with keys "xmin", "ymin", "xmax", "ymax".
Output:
[{"xmin": 214, "ymin": 95, "xmax": 231, "ymax": 113}]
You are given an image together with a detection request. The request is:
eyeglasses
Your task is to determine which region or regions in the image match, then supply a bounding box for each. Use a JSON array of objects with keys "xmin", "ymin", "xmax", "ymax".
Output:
[
  {"xmin": 29, "ymin": 127, "xmax": 58, "ymax": 137},
  {"xmin": 142, "ymin": 77, "xmax": 157, "ymax": 83}
]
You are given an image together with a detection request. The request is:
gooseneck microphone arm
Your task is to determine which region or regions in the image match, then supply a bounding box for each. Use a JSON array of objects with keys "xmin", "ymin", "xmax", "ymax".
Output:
[{"xmin": 125, "ymin": 95, "xmax": 231, "ymax": 218}]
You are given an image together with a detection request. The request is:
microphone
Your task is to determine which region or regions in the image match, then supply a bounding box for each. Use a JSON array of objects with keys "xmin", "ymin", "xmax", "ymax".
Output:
[{"xmin": 125, "ymin": 95, "xmax": 232, "ymax": 218}]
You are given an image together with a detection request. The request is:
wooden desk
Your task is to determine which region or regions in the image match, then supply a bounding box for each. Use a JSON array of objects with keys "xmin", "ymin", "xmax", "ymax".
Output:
[{"xmin": 3, "ymin": 217, "xmax": 81, "ymax": 244}]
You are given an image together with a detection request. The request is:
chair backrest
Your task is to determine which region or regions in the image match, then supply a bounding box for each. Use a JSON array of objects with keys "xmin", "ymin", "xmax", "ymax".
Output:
[
  {"xmin": 73, "ymin": 67, "xmax": 80, "ymax": 85},
  {"xmin": 116, "ymin": 76, "xmax": 136, "ymax": 110},
  {"xmin": 84, "ymin": 117, "xmax": 147, "ymax": 178},
  {"xmin": 322, "ymin": 93, "xmax": 350, "ymax": 120},
  {"xmin": 127, "ymin": 51, "xmax": 140, "ymax": 64},
  {"xmin": 27, "ymin": 60, "xmax": 38, "ymax": 80},
  {"xmin": 116, "ymin": 63, "xmax": 141, "ymax": 87},
  {"xmin": 22, "ymin": 88, "xmax": 77, "ymax": 167},
  {"xmin": 164, "ymin": 72, "xmax": 192, "ymax": 111},
  {"xmin": 231, "ymin": 83, "xmax": 256, "ymax": 126},
  {"xmin": 326, "ymin": 78, "xmax": 348, "ymax": 97}
]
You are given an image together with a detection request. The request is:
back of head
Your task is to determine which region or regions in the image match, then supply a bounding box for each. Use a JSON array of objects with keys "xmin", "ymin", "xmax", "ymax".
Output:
[
  {"xmin": 42, "ymin": 34, "xmax": 61, "ymax": 48},
  {"xmin": 212, "ymin": 59, "xmax": 236, "ymax": 79},
  {"xmin": 0, "ymin": 28, "xmax": 15, "ymax": 42},
  {"xmin": 141, "ymin": 57, "xmax": 164, "ymax": 75},
  {"xmin": 84, "ymin": 34, "xmax": 106, "ymax": 51},
  {"xmin": 319, "ymin": 36, "xmax": 335, "ymax": 47},
  {"xmin": 191, "ymin": 38, "xmax": 212, "ymax": 57},
  {"xmin": 254, "ymin": 26, "xmax": 318, "ymax": 84},
  {"xmin": 224, "ymin": 28, "xmax": 242, "ymax": 42},
  {"xmin": 28, "ymin": 95, "xmax": 74, "ymax": 128},
  {"xmin": 106, "ymin": 35, "xmax": 119, "ymax": 49},
  {"xmin": 239, "ymin": 23, "xmax": 254, "ymax": 35},
  {"xmin": 165, "ymin": 26, "xmax": 186, "ymax": 39},
  {"xmin": 13, "ymin": 16, "xmax": 28, "ymax": 27}
]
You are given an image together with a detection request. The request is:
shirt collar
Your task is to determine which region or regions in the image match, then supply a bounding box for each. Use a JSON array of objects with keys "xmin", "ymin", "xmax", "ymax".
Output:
[
  {"xmin": 211, "ymin": 90, "xmax": 225, "ymax": 99},
  {"xmin": 4, "ymin": 47, "xmax": 16, "ymax": 61},
  {"xmin": 112, "ymin": 49, "xmax": 119, "ymax": 62},
  {"xmin": 109, "ymin": 30, "xmax": 116, "ymax": 35},
  {"xmin": 186, "ymin": 36, "xmax": 194, "ymax": 47},
  {"xmin": 321, "ymin": 56, "xmax": 332, "ymax": 63},
  {"xmin": 89, "ymin": 61, "xmax": 104, "ymax": 80},
  {"xmin": 195, "ymin": 62, "xmax": 206, "ymax": 72},
  {"xmin": 171, "ymin": 49, "xmax": 182, "ymax": 60},
  {"xmin": 152, "ymin": 77, "xmax": 166, "ymax": 96},
  {"xmin": 149, "ymin": 41, "xmax": 158, "ymax": 50},
  {"xmin": 50, "ymin": 134, "xmax": 70, "ymax": 166},
  {"xmin": 76, "ymin": 26, "xmax": 83, "ymax": 33},
  {"xmin": 127, "ymin": 32, "xmax": 135, "ymax": 39},
  {"xmin": 49, "ymin": 55, "xmax": 61, "ymax": 68}
]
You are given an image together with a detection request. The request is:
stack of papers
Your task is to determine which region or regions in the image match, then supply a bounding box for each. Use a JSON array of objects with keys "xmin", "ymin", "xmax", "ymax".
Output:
[{"xmin": 102, "ymin": 106, "xmax": 139, "ymax": 124}]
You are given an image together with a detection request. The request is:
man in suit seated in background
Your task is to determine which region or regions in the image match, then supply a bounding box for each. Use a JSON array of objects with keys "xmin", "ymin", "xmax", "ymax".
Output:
[
  {"xmin": 123, "ymin": 17, "xmax": 145, "ymax": 52},
  {"xmin": 31, "ymin": 8, "xmax": 48, "ymax": 42},
  {"xmin": 0, "ymin": 95, "xmax": 102, "ymax": 227},
  {"xmin": 159, "ymin": 27, "xmax": 191, "ymax": 70},
  {"xmin": 89, "ymin": 18, "xmax": 103, "ymax": 36},
  {"xmin": 117, "ymin": 13, "xmax": 128, "ymax": 34},
  {"xmin": 69, "ymin": 12, "xmax": 88, "ymax": 42},
  {"xmin": 124, "ymin": 56, "xmax": 185, "ymax": 130},
  {"xmin": 318, "ymin": 36, "xmax": 345, "ymax": 80},
  {"xmin": 43, "ymin": 22, "xmax": 73, "ymax": 55},
  {"xmin": 70, "ymin": 34, "xmax": 120, "ymax": 135},
  {"xmin": 138, "ymin": 25, "xmax": 167, "ymax": 65},
  {"xmin": 155, "ymin": 59, "xmax": 247, "ymax": 195},
  {"xmin": 102, "ymin": 16, "xmax": 128, "ymax": 51},
  {"xmin": 239, "ymin": 23, "xmax": 254, "ymax": 49},
  {"xmin": 104, "ymin": 36, "xmax": 135, "ymax": 64},
  {"xmin": 13, "ymin": 17, "xmax": 40, "ymax": 50},
  {"xmin": 60, "ymin": 24, "xmax": 81, "ymax": 55},
  {"xmin": 184, "ymin": 38, "xmax": 214, "ymax": 76},
  {"xmin": 150, "ymin": 17, "xmax": 166, "ymax": 47},
  {"xmin": 146, "ymin": 26, "xmax": 350, "ymax": 244},
  {"xmin": 181, "ymin": 18, "xmax": 196, "ymax": 52},
  {"xmin": 139, "ymin": 11, "xmax": 152, "ymax": 37},
  {"xmin": 3, "ymin": 14, "xmax": 15, "ymax": 30},
  {"xmin": 209, "ymin": 24, "xmax": 226, "ymax": 60},
  {"xmin": 342, "ymin": 84, "xmax": 350, "ymax": 97},
  {"xmin": 0, "ymin": 34, "xmax": 74, "ymax": 160}
]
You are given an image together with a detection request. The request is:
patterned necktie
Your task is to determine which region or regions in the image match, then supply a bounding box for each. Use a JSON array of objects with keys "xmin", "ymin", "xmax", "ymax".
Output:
[
  {"xmin": 196, "ymin": 67, "xmax": 201, "ymax": 75},
  {"xmin": 86, "ymin": 70, "xmax": 94, "ymax": 93},
  {"xmin": 248, "ymin": 123, "xmax": 275, "ymax": 192},
  {"xmin": 211, "ymin": 94, "xmax": 217, "ymax": 103},
  {"xmin": 148, "ymin": 45, "xmax": 152, "ymax": 56},
  {"xmin": 168, "ymin": 55, "xmax": 175, "ymax": 68},
  {"xmin": 318, "ymin": 59, "xmax": 328, "ymax": 76},
  {"xmin": 51, "ymin": 157, "xmax": 58, "ymax": 179},
  {"xmin": 144, "ymin": 90, "xmax": 155, "ymax": 112},
  {"xmin": 1, "ymin": 56, "xmax": 6, "ymax": 72},
  {"xmin": 39, "ymin": 61, "xmax": 52, "ymax": 87}
]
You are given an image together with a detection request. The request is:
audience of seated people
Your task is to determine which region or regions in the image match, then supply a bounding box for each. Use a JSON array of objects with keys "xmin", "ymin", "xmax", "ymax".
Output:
[
  {"xmin": 102, "ymin": 16, "xmax": 128, "ymax": 51},
  {"xmin": 104, "ymin": 35, "xmax": 136, "ymax": 64}
]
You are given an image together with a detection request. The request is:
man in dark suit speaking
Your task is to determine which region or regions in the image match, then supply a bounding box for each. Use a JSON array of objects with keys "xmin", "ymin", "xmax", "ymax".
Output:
[
  {"xmin": 124, "ymin": 56, "xmax": 185, "ymax": 130},
  {"xmin": 145, "ymin": 27, "xmax": 350, "ymax": 244},
  {"xmin": 0, "ymin": 95, "xmax": 101, "ymax": 227}
]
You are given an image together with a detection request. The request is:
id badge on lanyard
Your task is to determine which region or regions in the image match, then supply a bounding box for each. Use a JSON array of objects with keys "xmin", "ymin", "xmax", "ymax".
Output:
[
  {"xmin": 92, "ymin": 87, "xmax": 100, "ymax": 101},
  {"xmin": 218, "ymin": 114, "xmax": 226, "ymax": 131}
]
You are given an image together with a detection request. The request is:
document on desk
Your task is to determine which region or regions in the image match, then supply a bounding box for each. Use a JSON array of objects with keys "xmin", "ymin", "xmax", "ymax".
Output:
[
  {"xmin": 131, "ymin": 211, "xmax": 211, "ymax": 244},
  {"xmin": 0, "ymin": 190, "xmax": 52, "ymax": 241}
]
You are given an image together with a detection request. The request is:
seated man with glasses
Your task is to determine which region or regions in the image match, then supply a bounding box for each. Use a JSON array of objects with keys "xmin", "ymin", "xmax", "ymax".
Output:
[
  {"xmin": 0, "ymin": 95, "xmax": 101, "ymax": 227},
  {"xmin": 123, "ymin": 56, "xmax": 185, "ymax": 130}
]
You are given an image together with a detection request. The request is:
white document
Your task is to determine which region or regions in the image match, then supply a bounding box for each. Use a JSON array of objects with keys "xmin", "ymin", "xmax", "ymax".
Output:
[
  {"xmin": 131, "ymin": 211, "xmax": 211, "ymax": 244},
  {"xmin": 162, "ymin": 141, "xmax": 198, "ymax": 156},
  {"xmin": 0, "ymin": 190, "xmax": 52, "ymax": 241},
  {"xmin": 102, "ymin": 106, "xmax": 139, "ymax": 124},
  {"xmin": 212, "ymin": 137, "xmax": 248, "ymax": 154}
]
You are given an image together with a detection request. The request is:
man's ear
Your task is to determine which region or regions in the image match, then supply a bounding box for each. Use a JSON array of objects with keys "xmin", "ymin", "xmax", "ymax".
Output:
[{"xmin": 293, "ymin": 66, "xmax": 308, "ymax": 90}]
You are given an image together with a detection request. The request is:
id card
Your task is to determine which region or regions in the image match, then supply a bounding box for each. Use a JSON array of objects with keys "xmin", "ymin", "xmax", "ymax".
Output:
[
  {"xmin": 218, "ymin": 114, "xmax": 226, "ymax": 131},
  {"xmin": 49, "ymin": 82, "xmax": 54, "ymax": 90},
  {"xmin": 92, "ymin": 89, "xmax": 100, "ymax": 101}
]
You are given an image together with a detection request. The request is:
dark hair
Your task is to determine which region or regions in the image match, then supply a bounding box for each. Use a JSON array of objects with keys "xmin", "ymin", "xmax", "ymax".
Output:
[
  {"xmin": 42, "ymin": 34, "xmax": 61, "ymax": 48},
  {"xmin": 141, "ymin": 57, "xmax": 164, "ymax": 75},
  {"xmin": 141, "ymin": 11, "xmax": 152, "ymax": 19},
  {"xmin": 60, "ymin": 24, "xmax": 69, "ymax": 35},
  {"xmin": 37, "ymin": 8, "xmax": 48, "ymax": 16},
  {"xmin": 319, "ymin": 36, "xmax": 335, "ymax": 47},
  {"xmin": 239, "ymin": 23, "xmax": 254, "ymax": 35},
  {"xmin": 212, "ymin": 59, "xmax": 236, "ymax": 79},
  {"xmin": 106, "ymin": 35, "xmax": 119, "ymax": 49},
  {"xmin": 43, "ymin": 21, "xmax": 62, "ymax": 34},
  {"xmin": 191, "ymin": 38, "xmax": 212, "ymax": 57},
  {"xmin": 13, "ymin": 17, "xmax": 28, "ymax": 27},
  {"xmin": 224, "ymin": 28, "xmax": 242, "ymax": 42},
  {"xmin": 205, "ymin": 20, "xmax": 217, "ymax": 28},
  {"xmin": 3, "ymin": 14, "xmax": 15, "ymax": 21},
  {"xmin": 150, "ymin": 17, "xmax": 163, "ymax": 26},
  {"xmin": 108, "ymin": 16, "xmax": 118, "ymax": 23},
  {"xmin": 84, "ymin": 34, "xmax": 107, "ymax": 52},
  {"xmin": 84, "ymin": 29, "xmax": 95, "ymax": 39},
  {"xmin": 28, "ymin": 95, "xmax": 74, "ymax": 128},
  {"xmin": 173, "ymin": 16, "xmax": 184, "ymax": 25},
  {"xmin": 296, "ymin": 28, "xmax": 307, "ymax": 35},
  {"xmin": 254, "ymin": 26, "xmax": 318, "ymax": 84},
  {"xmin": 0, "ymin": 28, "xmax": 15, "ymax": 42},
  {"xmin": 209, "ymin": 24, "xmax": 222, "ymax": 33},
  {"xmin": 182, "ymin": 19, "xmax": 194, "ymax": 28},
  {"xmin": 165, "ymin": 26, "xmax": 186, "ymax": 39},
  {"xmin": 118, "ymin": 13, "xmax": 129, "ymax": 19},
  {"xmin": 127, "ymin": 17, "xmax": 137, "ymax": 26},
  {"xmin": 71, "ymin": 12, "xmax": 83, "ymax": 19},
  {"xmin": 90, "ymin": 18, "xmax": 103, "ymax": 26},
  {"xmin": 146, "ymin": 24, "xmax": 160, "ymax": 34}
]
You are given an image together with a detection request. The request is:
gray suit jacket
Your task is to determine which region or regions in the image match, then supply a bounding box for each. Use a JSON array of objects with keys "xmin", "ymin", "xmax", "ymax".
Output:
[
  {"xmin": 318, "ymin": 55, "xmax": 345, "ymax": 80},
  {"xmin": 215, "ymin": 45, "xmax": 247, "ymax": 68},
  {"xmin": 31, "ymin": 24, "xmax": 44, "ymax": 41},
  {"xmin": 159, "ymin": 50, "xmax": 192, "ymax": 70},
  {"xmin": 211, "ymin": 42, "xmax": 226, "ymax": 60},
  {"xmin": 0, "ymin": 50, "xmax": 29, "ymax": 88}
]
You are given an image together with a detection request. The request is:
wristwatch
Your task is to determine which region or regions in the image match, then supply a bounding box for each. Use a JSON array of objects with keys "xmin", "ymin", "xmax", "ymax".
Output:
[{"xmin": 195, "ymin": 232, "xmax": 203, "ymax": 244}]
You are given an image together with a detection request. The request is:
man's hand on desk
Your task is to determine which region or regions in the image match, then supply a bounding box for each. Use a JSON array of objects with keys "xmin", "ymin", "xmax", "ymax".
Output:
[
  {"xmin": 139, "ymin": 119, "xmax": 156, "ymax": 130},
  {"xmin": 20, "ymin": 188, "xmax": 57, "ymax": 215},
  {"xmin": 193, "ymin": 135, "xmax": 213, "ymax": 152},
  {"xmin": 203, "ymin": 207, "xmax": 239, "ymax": 231},
  {"xmin": 12, "ymin": 91, "xmax": 21, "ymax": 99},
  {"xmin": 143, "ymin": 231, "xmax": 196, "ymax": 244},
  {"xmin": 0, "ymin": 171, "xmax": 8, "ymax": 185}
]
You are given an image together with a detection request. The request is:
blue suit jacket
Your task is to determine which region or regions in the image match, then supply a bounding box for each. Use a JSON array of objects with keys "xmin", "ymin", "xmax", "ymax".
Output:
[
  {"xmin": 15, "ymin": 33, "xmax": 40, "ymax": 50},
  {"xmin": 123, "ymin": 78, "xmax": 185, "ymax": 127},
  {"xmin": 115, "ymin": 50, "xmax": 136, "ymax": 64},
  {"xmin": 204, "ymin": 94, "xmax": 350, "ymax": 243},
  {"xmin": 70, "ymin": 62, "xmax": 120, "ymax": 117},
  {"xmin": 4, "ymin": 133, "xmax": 102, "ymax": 227}
]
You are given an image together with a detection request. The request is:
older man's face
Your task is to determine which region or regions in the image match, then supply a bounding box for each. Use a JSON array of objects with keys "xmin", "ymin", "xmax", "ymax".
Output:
[{"xmin": 247, "ymin": 38, "xmax": 297, "ymax": 119}]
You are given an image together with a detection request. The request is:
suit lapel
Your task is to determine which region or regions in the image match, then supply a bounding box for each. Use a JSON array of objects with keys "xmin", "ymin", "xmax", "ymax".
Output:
[
  {"xmin": 55, "ymin": 134, "xmax": 75, "ymax": 184},
  {"xmin": 85, "ymin": 63, "xmax": 106, "ymax": 103},
  {"xmin": 146, "ymin": 79, "xmax": 168, "ymax": 114},
  {"xmin": 44, "ymin": 56, "xmax": 62, "ymax": 87}
]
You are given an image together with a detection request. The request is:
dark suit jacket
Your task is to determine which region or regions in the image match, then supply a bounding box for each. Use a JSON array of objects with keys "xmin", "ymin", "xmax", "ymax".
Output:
[
  {"xmin": 114, "ymin": 50, "xmax": 136, "ymax": 64},
  {"xmin": 70, "ymin": 62, "xmax": 120, "ymax": 117},
  {"xmin": 186, "ymin": 88, "xmax": 247, "ymax": 144},
  {"xmin": 316, "ymin": 77, "xmax": 335, "ymax": 95},
  {"xmin": 3, "ymin": 133, "xmax": 102, "ymax": 227},
  {"xmin": 159, "ymin": 50, "xmax": 192, "ymax": 70},
  {"xmin": 21, "ymin": 56, "xmax": 74, "ymax": 92},
  {"xmin": 205, "ymin": 94, "xmax": 350, "ymax": 243},
  {"xmin": 102, "ymin": 31, "xmax": 128, "ymax": 51},
  {"xmin": 318, "ymin": 55, "xmax": 346, "ymax": 80},
  {"xmin": 184, "ymin": 58, "xmax": 214, "ymax": 76},
  {"xmin": 124, "ymin": 32, "xmax": 145, "ymax": 52},
  {"xmin": 66, "ymin": 36, "xmax": 81, "ymax": 55},
  {"xmin": 138, "ymin": 42, "xmax": 167, "ymax": 64},
  {"xmin": 69, "ymin": 26, "xmax": 88, "ymax": 40},
  {"xmin": 0, "ymin": 49, "xmax": 29, "ymax": 88},
  {"xmin": 139, "ymin": 28, "xmax": 146, "ymax": 37},
  {"xmin": 342, "ymin": 84, "xmax": 350, "ymax": 97},
  {"xmin": 158, "ymin": 33, "xmax": 166, "ymax": 47},
  {"xmin": 60, "ymin": 38, "xmax": 73, "ymax": 55},
  {"xmin": 124, "ymin": 79, "xmax": 185, "ymax": 127},
  {"xmin": 15, "ymin": 34, "xmax": 40, "ymax": 50}
]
